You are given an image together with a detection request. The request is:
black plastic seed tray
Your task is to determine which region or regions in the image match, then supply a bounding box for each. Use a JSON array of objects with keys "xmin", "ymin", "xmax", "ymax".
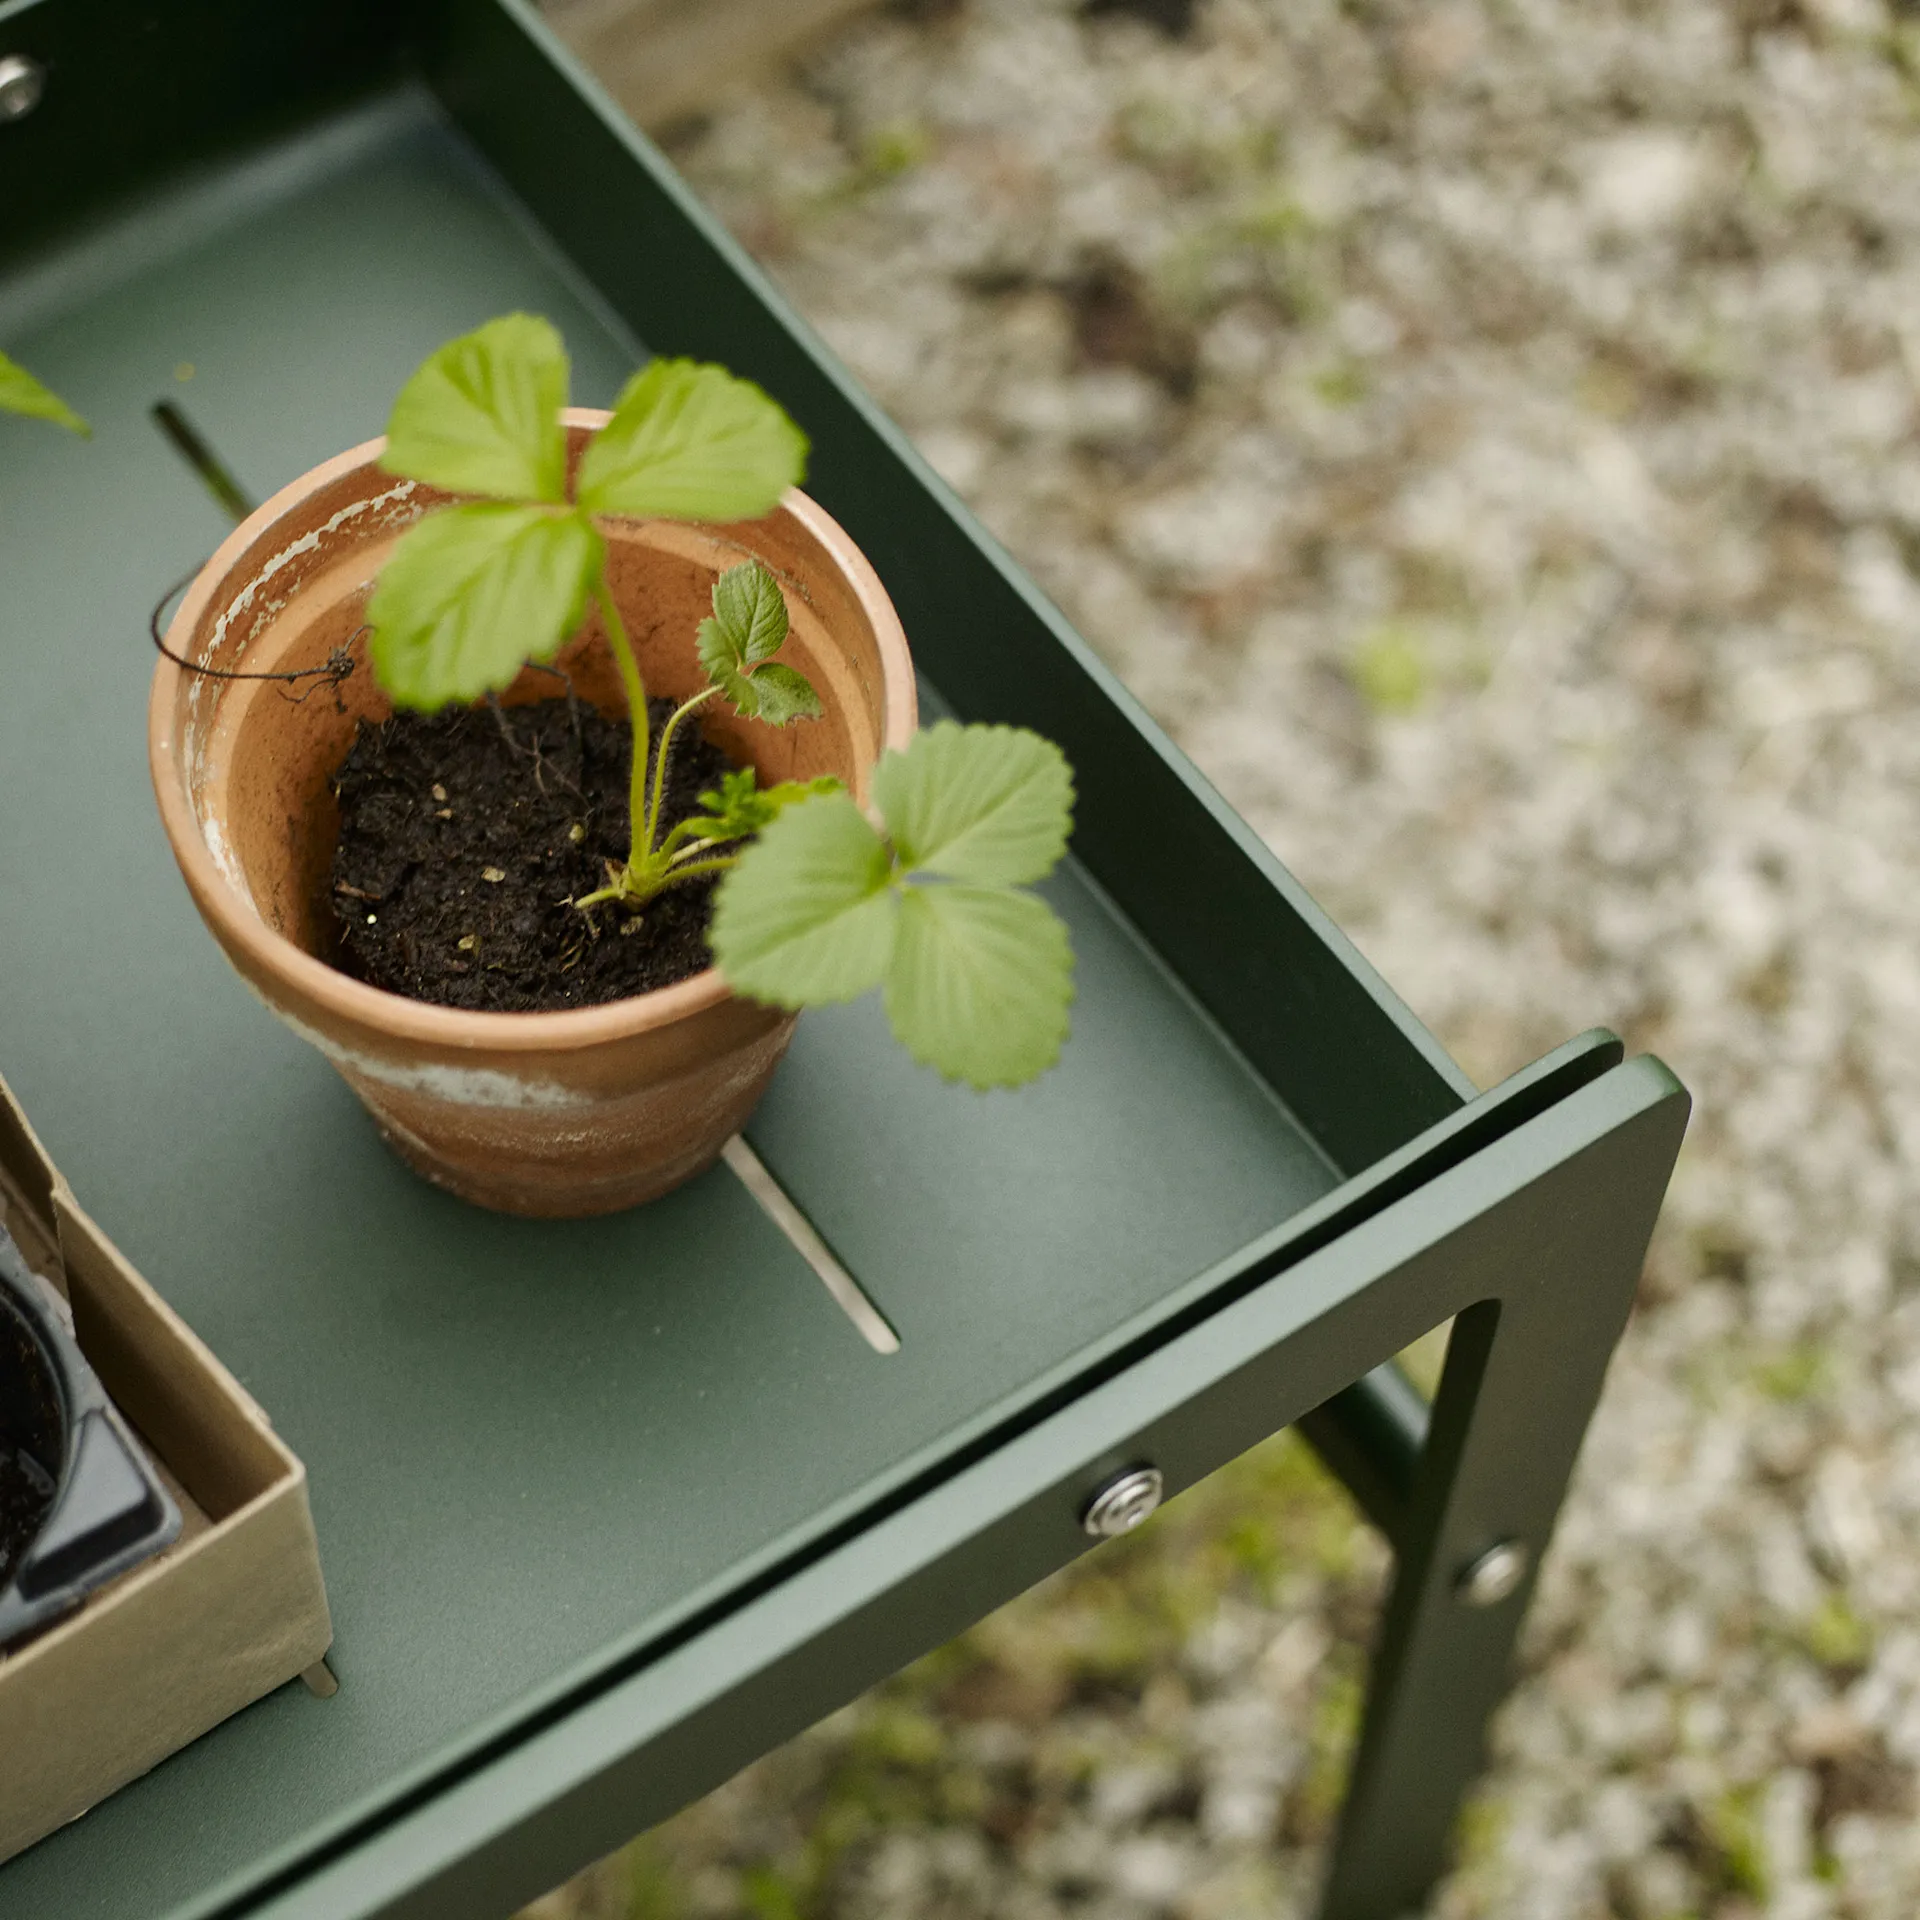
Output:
[{"xmin": 0, "ymin": 1226, "xmax": 182, "ymax": 1652}]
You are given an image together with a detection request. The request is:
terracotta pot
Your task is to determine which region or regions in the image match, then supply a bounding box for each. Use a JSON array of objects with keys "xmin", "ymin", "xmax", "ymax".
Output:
[{"xmin": 149, "ymin": 412, "xmax": 917, "ymax": 1216}]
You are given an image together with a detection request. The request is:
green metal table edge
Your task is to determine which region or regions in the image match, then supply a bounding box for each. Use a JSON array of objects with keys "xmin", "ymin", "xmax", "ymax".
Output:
[{"xmin": 183, "ymin": 1051, "xmax": 1688, "ymax": 1920}]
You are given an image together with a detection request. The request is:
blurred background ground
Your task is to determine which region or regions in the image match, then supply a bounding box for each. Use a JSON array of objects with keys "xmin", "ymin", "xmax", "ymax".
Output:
[{"xmin": 522, "ymin": 2, "xmax": 1920, "ymax": 1914}]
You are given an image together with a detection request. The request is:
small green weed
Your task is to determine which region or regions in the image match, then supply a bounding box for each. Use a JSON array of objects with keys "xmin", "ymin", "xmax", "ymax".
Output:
[{"xmin": 1350, "ymin": 624, "xmax": 1428, "ymax": 715}]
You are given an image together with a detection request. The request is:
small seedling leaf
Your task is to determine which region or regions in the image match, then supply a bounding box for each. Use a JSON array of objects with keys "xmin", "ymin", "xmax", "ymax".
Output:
[
  {"xmin": 873, "ymin": 722, "xmax": 1074, "ymax": 885},
  {"xmin": 884, "ymin": 885, "xmax": 1074, "ymax": 1088},
  {"xmin": 741, "ymin": 663, "xmax": 824, "ymax": 726},
  {"xmin": 0, "ymin": 352, "xmax": 88, "ymax": 435},
  {"xmin": 380, "ymin": 313, "xmax": 570, "ymax": 503},
  {"xmin": 710, "ymin": 793, "xmax": 898, "ymax": 1005},
  {"xmin": 368, "ymin": 504, "xmax": 603, "ymax": 708},
  {"xmin": 696, "ymin": 561, "xmax": 823, "ymax": 726},
  {"xmin": 576, "ymin": 359, "xmax": 808, "ymax": 521},
  {"xmin": 711, "ymin": 559, "xmax": 790, "ymax": 666},
  {"xmin": 685, "ymin": 768, "xmax": 767, "ymax": 841},
  {"xmin": 699, "ymin": 650, "xmax": 759, "ymax": 718},
  {"xmin": 680, "ymin": 771, "xmax": 842, "ymax": 845}
]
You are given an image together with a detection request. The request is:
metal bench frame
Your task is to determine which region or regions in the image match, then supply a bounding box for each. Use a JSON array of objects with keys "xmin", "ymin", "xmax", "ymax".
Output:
[{"xmin": 0, "ymin": 6, "xmax": 1688, "ymax": 1915}]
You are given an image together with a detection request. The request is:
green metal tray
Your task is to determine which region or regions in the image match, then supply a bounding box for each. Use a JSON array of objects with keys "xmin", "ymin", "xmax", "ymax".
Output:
[{"xmin": 0, "ymin": 7, "xmax": 1689, "ymax": 1918}]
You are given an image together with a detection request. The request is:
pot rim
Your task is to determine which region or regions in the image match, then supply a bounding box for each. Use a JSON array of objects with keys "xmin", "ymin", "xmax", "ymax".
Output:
[{"xmin": 148, "ymin": 409, "xmax": 917, "ymax": 1057}]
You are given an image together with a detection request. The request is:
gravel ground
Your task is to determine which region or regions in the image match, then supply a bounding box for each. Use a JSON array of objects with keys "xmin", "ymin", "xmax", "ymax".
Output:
[{"xmin": 525, "ymin": 2, "xmax": 1920, "ymax": 1914}]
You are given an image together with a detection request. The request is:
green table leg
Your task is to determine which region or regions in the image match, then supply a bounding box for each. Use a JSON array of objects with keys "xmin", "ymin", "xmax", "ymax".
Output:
[{"xmin": 1318, "ymin": 1076, "xmax": 1686, "ymax": 1919}]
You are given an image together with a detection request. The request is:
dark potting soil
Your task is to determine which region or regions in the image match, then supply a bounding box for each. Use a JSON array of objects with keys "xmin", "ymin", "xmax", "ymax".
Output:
[{"xmin": 329, "ymin": 697, "xmax": 742, "ymax": 1013}]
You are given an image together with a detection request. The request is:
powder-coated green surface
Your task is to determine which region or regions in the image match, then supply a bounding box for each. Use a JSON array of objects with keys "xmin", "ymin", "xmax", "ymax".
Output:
[{"xmin": 0, "ymin": 97, "xmax": 1337, "ymax": 1917}]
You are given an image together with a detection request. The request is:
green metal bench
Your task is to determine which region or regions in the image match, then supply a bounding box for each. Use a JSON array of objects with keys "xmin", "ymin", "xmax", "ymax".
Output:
[{"xmin": 0, "ymin": 5, "xmax": 1688, "ymax": 1915}]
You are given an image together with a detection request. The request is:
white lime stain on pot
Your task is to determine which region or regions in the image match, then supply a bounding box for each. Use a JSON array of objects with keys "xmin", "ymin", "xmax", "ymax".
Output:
[
  {"xmin": 200, "ymin": 812, "xmax": 255, "ymax": 912},
  {"xmin": 249, "ymin": 995, "xmax": 589, "ymax": 1110},
  {"xmin": 207, "ymin": 478, "xmax": 419, "ymax": 661},
  {"xmin": 174, "ymin": 478, "xmax": 423, "ymax": 808}
]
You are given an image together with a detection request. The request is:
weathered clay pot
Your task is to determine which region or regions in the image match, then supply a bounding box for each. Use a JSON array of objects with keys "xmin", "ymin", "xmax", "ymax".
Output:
[{"xmin": 149, "ymin": 412, "xmax": 917, "ymax": 1216}]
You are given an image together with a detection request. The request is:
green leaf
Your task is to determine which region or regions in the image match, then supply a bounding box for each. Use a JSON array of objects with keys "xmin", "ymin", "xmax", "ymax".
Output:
[
  {"xmin": 742, "ymin": 663, "xmax": 823, "ymax": 726},
  {"xmin": 682, "ymin": 770, "xmax": 843, "ymax": 844},
  {"xmin": 712, "ymin": 559, "xmax": 789, "ymax": 666},
  {"xmin": 883, "ymin": 885, "xmax": 1074, "ymax": 1088},
  {"xmin": 368, "ymin": 505, "xmax": 603, "ymax": 708},
  {"xmin": 695, "ymin": 563, "xmax": 784, "ymax": 690},
  {"xmin": 575, "ymin": 358, "xmax": 808, "ymax": 521},
  {"xmin": 873, "ymin": 722, "xmax": 1074, "ymax": 885},
  {"xmin": 686, "ymin": 767, "xmax": 768, "ymax": 841},
  {"xmin": 702, "ymin": 659, "xmax": 759, "ymax": 718},
  {"xmin": 380, "ymin": 313, "xmax": 569, "ymax": 503},
  {"xmin": 710, "ymin": 794, "xmax": 898, "ymax": 1005},
  {"xmin": 767, "ymin": 773, "xmax": 845, "ymax": 807},
  {"xmin": 696, "ymin": 560, "xmax": 823, "ymax": 727},
  {"xmin": 0, "ymin": 352, "xmax": 87, "ymax": 435}
]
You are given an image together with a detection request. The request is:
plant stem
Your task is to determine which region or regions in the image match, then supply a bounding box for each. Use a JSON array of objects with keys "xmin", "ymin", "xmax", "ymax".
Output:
[
  {"xmin": 658, "ymin": 818, "xmax": 711, "ymax": 859},
  {"xmin": 645, "ymin": 685, "xmax": 722, "ymax": 862},
  {"xmin": 573, "ymin": 850, "xmax": 739, "ymax": 914},
  {"xmin": 663, "ymin": 829, "xmax": 726, "ymax": 861},
  {"xmin": 653, "ymin": 854, "xmax": 740, "ymax": 886},
  {"xmin": 595, "ymin": 578, "xmax": 650, "ymax": 867}
]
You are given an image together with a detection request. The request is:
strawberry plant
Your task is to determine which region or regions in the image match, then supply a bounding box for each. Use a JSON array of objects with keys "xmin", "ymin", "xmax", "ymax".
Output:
[{"xmin": 366, "ymin": 315, "xmax": 1076, "ymax": 1086}]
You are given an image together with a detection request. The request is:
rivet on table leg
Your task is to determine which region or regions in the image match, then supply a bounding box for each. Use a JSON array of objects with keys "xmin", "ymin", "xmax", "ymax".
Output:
[
  {"xmin": 1455, "ymin": 1539, "xmax": 1530, "ymax": 1608},
  {"xmin": 1081, "ymin": 1465, "xmax": 1164, "ymax": 1540}
]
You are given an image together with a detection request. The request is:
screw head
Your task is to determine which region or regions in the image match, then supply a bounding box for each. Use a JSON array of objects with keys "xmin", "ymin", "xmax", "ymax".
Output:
[
  {"xmin": 0, "ymin": 55, "xmax": 44, "ymax": 123},
  {"xmin": 1456, "ymin": 1539, "xmax": 1530, "ymax": 1608},
  {"xmin": 1081, "ymin": 1465, "xmax": 1164, "ymax": 1540}
]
